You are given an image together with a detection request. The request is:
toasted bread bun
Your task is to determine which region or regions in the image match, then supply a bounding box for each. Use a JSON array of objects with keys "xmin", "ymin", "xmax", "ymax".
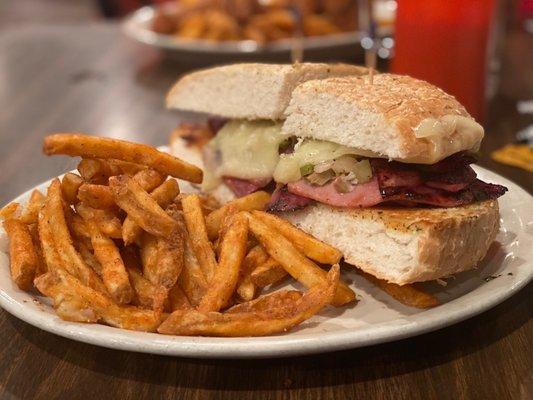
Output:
[
  {"xmin": 166, "ymin": 63, "xmax": 368, "ymax": 120},
  {"xmin": 281, "ymin": 201, "xmax": 499, "ymax": 285},
  {"xmin": 283, "ymin": 74, "xmax": 485, "ymax": 164}
]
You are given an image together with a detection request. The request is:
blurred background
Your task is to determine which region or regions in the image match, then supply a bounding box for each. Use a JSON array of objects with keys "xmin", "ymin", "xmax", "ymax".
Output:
[{"xmin": 0, "ymin": 0, "xmax": 531, "ymax": 200}]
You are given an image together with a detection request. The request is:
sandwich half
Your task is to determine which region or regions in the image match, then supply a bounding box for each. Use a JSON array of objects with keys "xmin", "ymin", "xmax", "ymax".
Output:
[{"xmin": 167, "ymin": 63, "xmax": 507, "ymax": 285}]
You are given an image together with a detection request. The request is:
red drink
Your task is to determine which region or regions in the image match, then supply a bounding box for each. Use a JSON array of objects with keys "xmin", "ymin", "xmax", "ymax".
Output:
[{"xmin": 391, "ymin": 0, "xmax": 496, "ymax": 121}]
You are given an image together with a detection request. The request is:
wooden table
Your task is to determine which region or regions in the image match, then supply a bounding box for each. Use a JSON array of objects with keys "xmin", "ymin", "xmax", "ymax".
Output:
[{"xmin": 0, "ymin": 24, "xmax": 531, "ymax": 400}]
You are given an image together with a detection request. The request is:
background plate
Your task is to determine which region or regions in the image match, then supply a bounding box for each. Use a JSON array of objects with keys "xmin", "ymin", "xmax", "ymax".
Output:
[{"xmin": 0, "ymin": 154, "xmax": 531, "ymax": 358}]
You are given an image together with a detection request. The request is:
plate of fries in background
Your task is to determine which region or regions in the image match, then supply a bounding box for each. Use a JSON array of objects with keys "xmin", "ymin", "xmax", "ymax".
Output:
[
  {"xmin": 0, "ymin": 133, "xmax": 531, "ymax": 358},
  {"xmin": 122, "ymin": 0, "xmax": 394, "ymax": 60}
]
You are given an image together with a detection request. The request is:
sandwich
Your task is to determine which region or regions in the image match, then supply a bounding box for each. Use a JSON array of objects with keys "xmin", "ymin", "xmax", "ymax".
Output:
[{"xmin": 166, "ymin": 63, "xmax": 507, "ymax": 285}]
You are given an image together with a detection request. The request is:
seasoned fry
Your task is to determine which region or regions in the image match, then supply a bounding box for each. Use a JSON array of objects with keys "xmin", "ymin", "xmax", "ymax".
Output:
[
  {"xmin": 76, "ymin": 240, "xmax": 102, "ymax": 276},
  {"xmin": 76, "ymin": 203, "xmax": 133, "ymax": 304},
  {"xmin": 106, "ymin": 159, "xmax": 146, "ymax": 175},
  {"xmin": 206, "ymin": 191, "xmax": 270, "ymax": 240},
  {"xmin": 250, "ymin": 258, "xmax": 287, "ymax": 287},
  {"xmin": 181, "ymin": 194, "xmax": 218, "ymax": 282},
  {"xmin": 27, "ymin": 222, "xmax": 46, "ymax": 276},
  {"xmin": 251, "ymin": 211, "xmax": 342, "ymax": 264},
  {"xmin": 35, "ymin": 269, "xmax": 162, "ymax": 331},
  {"xmin": 123, "ymin": 178, "xmax": 180, "ymax": 245},
  {"xmin": 61, "ymin": 173, "xmax": 84, "ymax": 204},
  {"xmin": 236, "ymin": 245, "xmax": 269, "ymax": 301},
  {"xmin": 77, "ymin": 158, "xmax": 117, "ymax": 184},
  {"xmin": 140, "ymin": 231, "xmax": 184, "ymax": 289},
  {"xmin": 359, "ymin": 270, "xmax": 439, "ymax": 309},
  {"xmin": 131, "ymin": 169, "xmax": 166, "ymax": 192},
  {"xmin": 91, "ymin": 208, "xmax": 122, "ymax": 239},
  {"xmin": 0, "ymin": 202, "xmax": 20, "ymax": 219},
  {"xmin": 19, "ymin": 190, "xmax": 45, "ymax": 224},
  {"xmin": 158, "ymin": 265, "xmax": 339, "ymax": 337},
  {"xmin": 126, "ymin": 267, "xmax": 166, "ymax": 311},
  {"xmin": 214, "ymin": 204, "xmax": 239, "ymax": 258},
  {"xmin": 226, "ymin": 290, "xmax": 303, "ymax": 314},
  {"xmin": 178, "ymin": 236, "xmax": 208, "ymax": 307},
  {"xmin": 246, "ymin": 212, "xmax": 355, "ymax": 306},
  {"xmin": 67, "ymin": 212, "xmax": 91, "ymax": 242},
  {"xmin": 198, "ymin": 212, "xmax": 248, "ymax": 312},
  {"xmin": 3, "ymin": 219, "xmax": 39, "ymax": 290},
  {"xmin": 77, "ymin": 184, "xmax": 115, "ymax": 209},
  {"xmin": 44, "ymin": 134, "xmax": 203, "ymax": 183},
  {"xmin": 167, "ymin": 284, "xmax": 192, "ymax": 311},
  {"xmin": 109, "ymin": 175, "xmax": 178, "ymax": 238},
  {"xmin": 45, "ymin": 179, "xmax": 107, "ymax": 293},
  {"xmin": 37, "ymin": 201, "xmax": 62, "ymax": 273}
]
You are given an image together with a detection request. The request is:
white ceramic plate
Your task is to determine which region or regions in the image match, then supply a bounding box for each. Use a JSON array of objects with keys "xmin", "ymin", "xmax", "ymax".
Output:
[
  {"xmin": 121, "ymin": 4, "xmax": 371, "ymax": 61},
  {"xmin": 0, "ymin": 151, "xmax": 531, "ymax": 358}
]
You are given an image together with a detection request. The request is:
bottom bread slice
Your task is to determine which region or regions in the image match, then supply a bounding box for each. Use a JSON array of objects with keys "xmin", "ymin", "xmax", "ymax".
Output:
[{"xmin": 281, "ymin": 200, "xmax": 500, "ymax": 285}]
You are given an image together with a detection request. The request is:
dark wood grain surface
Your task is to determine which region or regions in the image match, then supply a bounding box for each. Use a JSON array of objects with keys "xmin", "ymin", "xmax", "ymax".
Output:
[{"xmin": 0, "ymin": 22, "xmax": 531, "ymax": 400}]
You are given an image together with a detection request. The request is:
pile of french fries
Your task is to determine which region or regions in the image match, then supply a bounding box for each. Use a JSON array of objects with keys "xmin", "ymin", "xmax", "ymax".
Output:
[
  {"xmin": 0, "ymin": 133, "xmax": 373, "ymax": 337},
  {"xmin": 151, "ymin": 0, "xmax": 358, "ymax": 44}
]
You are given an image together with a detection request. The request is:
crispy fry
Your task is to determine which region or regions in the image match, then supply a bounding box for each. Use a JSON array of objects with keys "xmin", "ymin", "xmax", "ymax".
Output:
[
  {"xmin": 61, "ymin": 173, "xmax": 83, "ymax": 204},
  {"xmin": 250, "ymin": 258, "xmax": 287, "ymax": 287},
  {"xmin": 226, "ymin": 290, "xmax": 303, "ymax": 314},
  {"xmin": 27, "ymin": 222, "xmax": 46, "ymax": 276},
  {"xmin": 206, "ymin": 191, "xmax": 270, "ymax": 240},
  {"xmin": 19, "ymin": 190, "xmax": 45, "ymax": 224},
  {"xmin": 214, "ymin": 204, "xmax": 239, "ymax": 258},
  {"xmin": 359, "ymin": 270, "xmax": 439, "ymax": 309},
  {"xmin": 158, "ymin": 265, "xmax": 339, "ymax": 337},
  {"xmin": 106, "ymin": 159, "xmax": 146, "ymax": 175},
  {"xmin": 91, "ymin": 208, "xmax": 122, "ymax": 239},
  {"xmin": 3, "ymin": 219, "xmax": 39, "ymax": 290},
  {"xmin": 167, "ymin": 284, "xmax": 192, "ymax": 311},
  {"xmin": 77, "ymin": 184, "xmax": 115, "ymax": 209},
  {"xmin": 251, "ymin": 211, "xmax": 342, "ymax": 264},
  {"xmin": 132, "ymin": 169, "xmax": 166, "ymax": 192},
  {"xmin": 37, "ymin": 201, "xmax": 62, "ymax": 273},
  {"xmin": 77, "ymin": 158, "xmax": 117, "ymax": 184},
  {"xmin": 198, "ymin": 212, "xmax": 248, "ymax": 312},
  {"xmin": 45, "ymin": 179, "xmax": 107, "ymax": 293},
  {"xmin": 0, "ymin": 202, "xmax": 20, "ymax": 219},
  {"xmin": 109, "ymin": 175, "xmax": 178, "ymax": 238},
  {"xmin": 76, "ymin": 203, "xmax": 133, "ymax": 304},
  {"xmin": 181, "ymin": 194, "xmax": 218, "ymax": 282},
  {"xmin": 67, "ymin": 212, "xmax": 91, "ymax": 242},
  {"xmin": 35, "ymin": 269, "xmax": 162, "ymax": 331},
  {"xmin": 123, "ymin": 178, "xmax": 180, "ymax": 245},
  {"xmin": 44, "ymin": 134, "xmax": 203, "ymax": 183},
  {"xmin": 245, "ymin": 212, "xmax": 355, "ymax": 306},
  {"xmin": 236, "ymin": 245, "xmax": 269, "ymax": 301},
  {"xmin": 127, "ymin": 267, "xmax": 167, "ymax": 311},
  {"xmin": 76, "ymin": 240, "xmax": 102, "ymax": 276},
  {"xmin": 178, "ymin": 236, "xmax": 208, "ymax": 307}
]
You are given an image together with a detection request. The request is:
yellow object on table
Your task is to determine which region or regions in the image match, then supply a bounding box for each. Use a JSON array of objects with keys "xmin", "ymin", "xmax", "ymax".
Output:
[{"xmin": 491, "ymin": 144, "xmax": 533, "ymax": 172}]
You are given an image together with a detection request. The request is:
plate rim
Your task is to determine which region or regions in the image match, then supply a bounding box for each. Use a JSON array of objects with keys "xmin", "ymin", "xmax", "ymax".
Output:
[{"xmin": 0, "ymin": 165, "xmax": 531, "ymax": 359}]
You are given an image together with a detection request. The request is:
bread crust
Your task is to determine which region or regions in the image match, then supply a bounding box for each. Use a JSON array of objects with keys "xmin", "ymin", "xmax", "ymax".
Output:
[
  {"xmin": 283, "ymin": 74, "xmax": 484, "ymax": 163},
  {"xmin": 166, "ymin": 63, "xmax": 368, "ymax": 120}
]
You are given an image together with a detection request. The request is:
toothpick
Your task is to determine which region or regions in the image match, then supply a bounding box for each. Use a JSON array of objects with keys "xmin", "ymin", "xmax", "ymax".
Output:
[
  {"xmin": 289, "ymin": 5, "xmax": 304, "ymax": 64},
  {"xmin": 365, "ymin": 50, "xmax": 377, "ymax": 85}
]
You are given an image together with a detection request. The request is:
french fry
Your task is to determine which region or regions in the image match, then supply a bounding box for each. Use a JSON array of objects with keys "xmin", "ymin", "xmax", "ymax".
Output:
[
  {"xmin": 3, "ymin": 219, "xmax": 39, "ymax": 290},
  {"xmin": 37, "ymin": 201, "xmax": 62, "ymax": 273},
  {"xmin": 91, "ymin": 208, "xmax": 122, "ymax": 239},
  {"xmin": 140, "ymin": 231, "xmax": 184, "ymax": 289},
  {"xmin": 198, "ymin": 212, "xmax": 248, "ymax": 312},
  {"xmin": 178, "ymin": 236, "xmax": 208, "ymax": 307},
  {"xmin": 44, "ymin": 134, "xmax": 203, "ymax": 183},
  {"xmin": 109, "ymin": 175, "xmax": 178, "ymax": 238},
  {"xmin": 245, "ymin": 212, "xmax": 355, "ymax": 306},
  {"xmin": 235, "ymin": 245, "xmax": 269, "ymax": 302},
  {"xmin": 76, "ymin": 203, "xmax": 134, "ymax": 304},
  {"xmin": 35, "ymin": 269, "xmax": 162, "ymax": 332},
  {"xmin": 123, "ymin": 178, "xmax": 180, "ymax": 245},
  {"xmin": 27, "ymin": 222, "xmax": 46, "ymax": 276},
  {"xmin": 214, "ymin": 204, "xmax": 239, "ymax": 258},
  {"xmin": 19, "ymin": 190, "xmax": 45, "ymax": 224},
  {"xmin": 67, "ymin": 212, "xmax": 91, "ymax": 243},
  {"xmin": 126, "ymin": 267, "xmax": 166, "ymax": 311},
  {"xmin": 77, "ymin": 184, "xmax": 115, "ymax": 209},
  {"xmin": 226, "ymin": 290, "xmax": 303, "ymax": 314},
  {"xmin": 251, "ymin": 211, "xmax": 342, "ymax": 264},
  {"xmin": 77, "ymin": 158, "xmax": 117, "ymax": 184},
  {"xmin": 250, "ymin": 258, "xmax": 287, "ymax": 287},
  {"xmin": 106, "ymin": 159, "xmax": 146, "ymax": 175},
  {"xmin": 131, "ymin": 169, "xmax": 166, "ymax": 192},
  {"xmin": 61, "ymin": 173, "xmax": 84, "ymax": 204},
  {"xmin": 45, "ymin": 179, "xmax": 107, "ymax": 293},
  {"xmin": 158, "ymin": 265, "xmax": 339, "ymax": 337},
  {"xmin": 181, "ymin": 194, "xmax": 218, "ymax": 282},
  {"xmin": 76, "ymin": 240, "xmax": 102, "ymax": 276},
  {"xmin": 206, "ymin": 191, "xmax": 270, "ymax": 240},
  {"xmin": 0, "ymin": 202, "xmax": 20, "ymax": 220},
  {"xmin": 167, "ymin": 284, "xmax": 192, "ymax": 311},
  {"xmin": 358, "ymin": 270, "xmax": 439, "ymax": 309}
]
